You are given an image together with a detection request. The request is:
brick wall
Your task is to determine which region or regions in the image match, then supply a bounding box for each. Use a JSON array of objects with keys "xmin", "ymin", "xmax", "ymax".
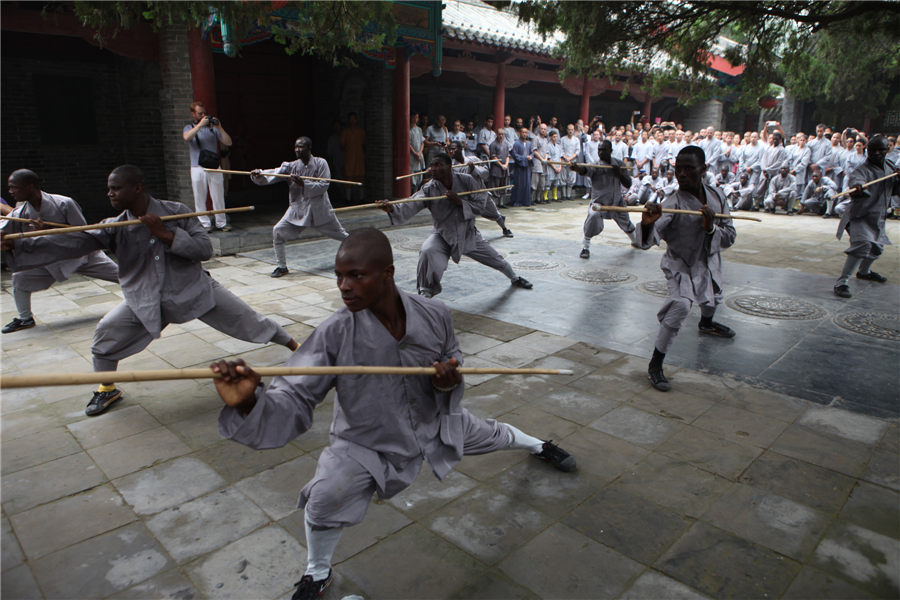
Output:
[
  {"xmin": 0, "ymin": 31, "xmax": 166, "ymax": 221},
  {"xmin": 158, "ymin": 24, "xmax": 194, "ymax": 206},
  {"xmin": 364, "ymin": 64, "xmax": 393, "ymax": 203},
  {"xmin": 684, "ymin": 99, "xmax": 724, "ymax": 132}
]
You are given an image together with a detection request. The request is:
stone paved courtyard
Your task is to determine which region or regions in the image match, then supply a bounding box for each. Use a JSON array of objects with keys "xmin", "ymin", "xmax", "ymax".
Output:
[{"xmin": 2, "ymin": 199, "xmax": 898, "ymax": 599}]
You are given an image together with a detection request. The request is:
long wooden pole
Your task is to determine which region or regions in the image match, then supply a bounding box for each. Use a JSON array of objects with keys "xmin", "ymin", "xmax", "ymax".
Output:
[
  {"xmin": 545, "ymin": 161, "xmax": 627, "ymax": 169},
  {"xmin": 204, "ymin": 168, "xmax": 364, "ymax": 187},
  {"xmin": 593, "ymin": 205, "xmax": 762, "ymax": 222},
  {"xmin": 831, "ymin": 171, "xmax": 898, "ymax": 199},
  {"xmin": 332, "ymin": 186, "xmax": 514, "ymax": 213},
  {"xmin": 1, "ymin": 215, "xmax": 70, "ymax": 228},
  {"xmin": 0, "ymin": 366, "xmax": 575, "ymax": 388},
  {"xmin": 395, "ymin": 159, "xmax": 499, "ymax": 181},
  {"xmin": 2, "ymin": 207, "xmax": 255, "ymax": 240}
]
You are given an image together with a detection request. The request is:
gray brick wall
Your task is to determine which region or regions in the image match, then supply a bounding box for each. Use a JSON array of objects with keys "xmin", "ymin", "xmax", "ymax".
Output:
[
  {"xmin": 158, "ymin": 24, "xmax": 194, "ymax": 206},
  {"xmin": 684, "ymin": 99, "xmax": 724, "ymax": 132},
  {"xmin": 365, "ymin": 64, "xmax": 393, "ymax": 202}
]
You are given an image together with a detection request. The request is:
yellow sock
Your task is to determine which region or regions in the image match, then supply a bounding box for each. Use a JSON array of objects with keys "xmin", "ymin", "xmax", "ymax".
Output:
[
  {"xmin": 552, "ymin": 188, "xmax": 558, "ymax": 200},
  {"xmin": 98, "ymin": 383, "xmax": 117, "ymax": 392},
  {"xmin": 543, "ymin": 189, "xmax": 548, "ymax": 201}
]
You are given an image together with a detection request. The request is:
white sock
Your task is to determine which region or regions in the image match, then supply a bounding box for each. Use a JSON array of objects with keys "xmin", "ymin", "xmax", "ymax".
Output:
[
  {"xmin": 304, "ymin": 513, "xmax": 342, "ymax": 580},
  {"xmin": 504, "ymin": 424, "xmax": 544, "ymax": 454}
]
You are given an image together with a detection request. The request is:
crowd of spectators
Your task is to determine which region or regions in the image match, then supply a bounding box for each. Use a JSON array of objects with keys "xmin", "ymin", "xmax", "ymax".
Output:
[{"xmin": 410, "ymin": 112, "xmax": 899, "ymax": 218}]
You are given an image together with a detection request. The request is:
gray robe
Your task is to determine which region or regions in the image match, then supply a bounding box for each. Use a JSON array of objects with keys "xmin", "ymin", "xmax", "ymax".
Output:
[
  {"xmin": 635, "ymin": 184, "xmax": 736, "ymax": 306},
  {"xmin": 1, "ymin": 192, "xmax": 118, "ymax": 291},
  {"xmin": 582, "ymin": 158, "xmax": 634, "ymax": 237},
  {"xmin": 219, "ymin": 291, "xmax": 509, "ymax": 524},
  {"xmin": 251, "ymin": 157, "xmax": 342, "ymax": 230},
  {"xmin": 836, "ymin": 159, "xmax": 898, "ymax": 258}
]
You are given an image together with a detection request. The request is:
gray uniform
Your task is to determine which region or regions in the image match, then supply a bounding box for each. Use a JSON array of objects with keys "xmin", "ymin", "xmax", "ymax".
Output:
[
  {"xmin": 635, "ymin": 185, "xmax": 736, "ymax": 353},
  {"xmin": 765, "ymin": 173, "xmax": 798, "ymax": 211},
  {"xmin": 755, "ymin": 144, "xmax": 788, "ymax": 199},
  {"xmin": 252, "ymin": 157, "xmax": 349, "ymax": 269},
  {"xmin": 790, "ymin": 145, "xmax": 811, "ymax": 195},
  {"xmin": 801, "ymin": 176, "xmax": 837, "ymax": 214},
  {"xmin": 454, "ymin": 155, "xmax": 506, "ymax": 230},
  {"xmin": 488, "ymin": 139, "xmax": 511, "ymax": 205},
  {"xmin": 219, "ymin": 291, "xmax": 512, "ymax": 528},
  {"xmin": 837, "ymin": 159, "xmax": 898, "ymax": 259},
  {"xmin": 7, "ymin": 197, "xmax": 292, "ymax": 371},
  {"xmin": 738, "ymin": 143, "xmax": 763, "ymax": 190},
  {"xmin": 388, "ymin": 173, "xmax": 517, "ymax": 296},
  {"xmin": 409, "ymin": 125, "xmax": 425, "ymax": 190},
  {"xmin": 582, "ymin": 158, "xmax": 635, "ymax": 247}
]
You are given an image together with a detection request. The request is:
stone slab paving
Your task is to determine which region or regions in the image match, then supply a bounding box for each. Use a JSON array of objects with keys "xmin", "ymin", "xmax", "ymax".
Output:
[{"xmin": 1, "ymin": 200, "xmax": 898, "ymax": 599}]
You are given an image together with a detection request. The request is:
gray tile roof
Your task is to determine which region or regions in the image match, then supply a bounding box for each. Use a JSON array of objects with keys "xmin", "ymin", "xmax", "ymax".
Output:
[{"xmin": 441, "ymin": 0, "xmax": 562, "ymax": 55}]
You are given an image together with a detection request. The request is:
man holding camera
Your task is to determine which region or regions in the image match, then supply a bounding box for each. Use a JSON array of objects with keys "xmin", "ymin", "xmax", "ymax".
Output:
[{"xmin": 182, "ymin": 101, "xmax": 233, "ymax": 231}]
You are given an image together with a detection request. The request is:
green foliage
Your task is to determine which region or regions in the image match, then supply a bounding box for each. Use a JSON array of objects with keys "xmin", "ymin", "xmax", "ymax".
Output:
[
  {"xmin": 508, "ymin": 0, "xmax": 900, "ymax": 115},
  {"xmin": 70, "ymin": 1, "xmax": 398, "ymax": 66}
]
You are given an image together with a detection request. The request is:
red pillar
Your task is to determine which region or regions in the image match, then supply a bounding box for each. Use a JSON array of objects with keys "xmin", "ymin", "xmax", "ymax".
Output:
[
  {"xmin": 188, "ymin": 28, "xmax": 217, "ymax": 116},
  {"xmin": 579, "ymin": 75, "xmax": 590, "ymax": 125},
  {"xmin": 643, "ymin": 94, "xmax": 652, "ymax": 121},
  {"xmin": 493, "ymin": 62, "xmax": 506, "ymax": 128},
  {"xmin": 392, "ymin": 47, "xmax": 411, "ymax": 199}
]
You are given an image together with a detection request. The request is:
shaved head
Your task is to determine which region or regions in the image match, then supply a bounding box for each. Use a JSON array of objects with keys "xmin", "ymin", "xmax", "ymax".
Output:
[
  {"xmin": 8, "ymin": 169, "xmax": 40, "ymax": 188},
  {"xmin": 338, "ymin": 228, "xmax": 393, "ymax": 269},
  {"xmin": 109, "ymin": 165, "xmax": 144, "ymax": 186}
]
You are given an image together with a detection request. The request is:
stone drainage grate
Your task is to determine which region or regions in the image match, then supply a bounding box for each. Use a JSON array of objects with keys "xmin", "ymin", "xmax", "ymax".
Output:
[
  {"xmin": 563, "ymin": 268, "xmax": 636, "ymax": 285},
  {"xmin": 636, "ymin": 280, "xmax": 670, "ymax": 298},
  {"xmin": 725, "ymin": 295, "xmax": 827, "ymax": 320},
  {"xmin": 833, "ymin": 312, "xmax": 900, "ymax": 341}
]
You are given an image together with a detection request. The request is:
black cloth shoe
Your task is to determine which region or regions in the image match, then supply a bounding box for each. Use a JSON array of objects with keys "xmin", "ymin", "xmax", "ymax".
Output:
[
  {"xmin": 270, "ymin": 267, "xmax": 289, "ymax": 278},
  {"xmin": 2, "ymin": 317, "xmax": 35, "ymax": 333},
  {"xmin": 648, "ymin": 366, "xmax": 671, "ymax": 391},
  {"xmin": 502, "ymin": 227, "xmax": 514, "ymax": 238},
  {"xmin": 291, "ymin": 570, "xmax": 333, "ymax": 600},
  {"xmin": 534, "ymin": 441, "xmax": 576, "ymax": 472},
  {"xmin": 698, "ymin": 321, "xmax": 736, "ymax": 338},
  {"xmin": 85, "ymin": 389, "xmax": 123, "ymax": 416},
  {"xmin": 833, "ymin": 284, "xmax": 852, "ymax": 298},
  {"xmin": 511, "ymin": 276, "xmax": 533, "ymax": 289},
  {"xmin": 579, "ymin": 248, "xmax": 590, "ymax": 259},
  {"xmin": 857, "ymin": 271, "xmax": 887, "ymax": 283}
]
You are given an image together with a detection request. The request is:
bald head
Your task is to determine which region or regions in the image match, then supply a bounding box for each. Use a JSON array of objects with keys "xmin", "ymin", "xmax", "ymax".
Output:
[
  {"xmin": 8, "ymin": 169, "xmax": 41, "ymax": 189},
  {"xmin": 110, "ymin": 165, "xmax": 144, "ymax": 186},
  {"xmin": 338, "ymin": 228, "xmax": 393, "ymax": 269}
]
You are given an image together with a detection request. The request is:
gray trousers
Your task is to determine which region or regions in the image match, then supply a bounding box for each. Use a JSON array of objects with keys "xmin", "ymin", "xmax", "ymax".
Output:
[
  {"xmin": 654, "ymin": 292, "xmax": 719, "ymax": 353},
  {"xmin": 301, "ymin": 414, "xmax": 511, "ymax": 529},
  {"xmin": 479, "ymin": 196, "xmax": 507, "ymax": 230},
  {"xmin": 92, "ymin": 279, "xmax": 292, "ymax": 372},
  {"xmin": 12, "ymin": 252, "xmax": 118, "ymax": 319},
  {"xmin": 417, "ymin": 234, "xmax": 516, "ymax": 296},
  {"xmin": 273, "ymin": 217, "xmax": 349, "ymax": 269},
  {"xmin": 583, "ymin": 209, "xmax": 636, "ymax": 246}
]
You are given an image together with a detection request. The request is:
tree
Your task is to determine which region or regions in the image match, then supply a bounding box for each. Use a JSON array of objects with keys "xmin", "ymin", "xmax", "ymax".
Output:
[
  {"xmin": 68, "ymin": 1, "xmax": 398, "ymax": 66},
  {"xmin": 505, "ymin": 1, "xmax": 900, "ymax": 115}
]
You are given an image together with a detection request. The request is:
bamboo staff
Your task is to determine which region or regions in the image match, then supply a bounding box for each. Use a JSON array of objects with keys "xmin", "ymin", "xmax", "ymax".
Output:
[
  {"xmin": 0, "ymin": 366, "xmax": 575, "ymax": 388},
  {"xmin": 546, "ymin": 161, "xmax": 626, "ymax": 169},
  {"xmin": 1, "ymin": 215, "xmax": 69, "ymax": 228},
  {"xmin": 593, "ymin": 205, "xmax": 762, "ymax": 222},
  {"xmin": 395, "ymin": 159, "xmax": 499, "ymax": 181},
  {"xmin": 2, "ymin": 207, "xmax": 255, "ymax": 240},
  {"xmin": 332, "ymin": 186, "xmax": 514, "ymax": 213},
  {"xmin": 204, "ymin": 168, "xmax": 363, "ymax": 187},
  {"xmin": 831, "ymin": 171, "xmax": 898, "ymax": 199}
]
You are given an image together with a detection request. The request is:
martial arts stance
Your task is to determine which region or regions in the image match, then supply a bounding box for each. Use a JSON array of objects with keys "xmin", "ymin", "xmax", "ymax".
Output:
[
  {"xmin": 1, "ymin": 169, "xmax": 118, "ymax": 333},
  {"xmin": 378, "ymin": 154, "xmax": 532, "ymax": 298},
  {"xmin": 251, "ymin": 136, "xmax": 349, "ymax": 278},
  {"xmin": 210, "ymin": 229, "xmax": 575, "ymax": 600},
  {"xmin": 449, "ymin": 141, "xmax": 513, "ymax": 238},
  {"xmin": 833, "ymin": 135, "xmax": 899, "ymax": 298},
  {"xmin": 574, "ymin": 139, "xmax": 635, "ymax": 259},
  {"xmin": 635, "ymin": 146, "xmax": 737, "ymax": 391},
  {"xmin": 2, "ymin": 165, "xmax": 298, "ymax": 416}
]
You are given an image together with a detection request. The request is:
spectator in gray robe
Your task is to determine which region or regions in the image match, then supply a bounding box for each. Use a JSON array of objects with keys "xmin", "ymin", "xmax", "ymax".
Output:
[
  {"xmin": 489, "ymin": 130, "xmax": 511, "ymax": 209},
  {"xmin": 754, "ymin": 131, "xmax": 788, "ymax": 207},
  {"xmin": 790, "ymin": 133, "xmax": 812, "ymax": 197},
  {"xmin": 211, "ymin": 229, "xmax": 575, "ymax": 598},
  {"xmin": 799, "ymin": 170, "xmax": 837, "ymax": 215},
  {"xmin": 764, "ymin": 166, "xmax": 798, "ymax": 214},
  {"xmin": 738, "ymin": 132, "xmax": 763, "ymax": 201},
  {"xmin": 532, "ymin": 124, "xmax": 550, "ymax": 204},
  {"xmin": 379, "ymin": 154, "xmax": 531, "ymax": 297},
  {"xmin": 409, "ymin": 112, "xmax": 425, "ymax": 192},
  {"xmin": 1, "ymin": 170, "xmax": 119, "ymax": 334},
  {"xmin": 635, "ymin": 146, "xmax": 737, "ymax": 391},
  {"xmin": 560, "ymin": 124, "xmax": 581, "ymax": 200},
  {"xmin": 476, "ymin": 116, "xmax": 497, "ymax": 159},
  {"xmin": 727, "ymin": 172, "xmax": 755, "ymax": 211},
  {"xmin": 833, "ymin": 135, "xmax": 899, "ymax": 298},
  {"xmin": 1, "ymin": 165, "xmax": 298, "ymax": 417},
  {"xmin": 251, "ymin": 137, "xmax": 349, "ymax": 278},
  {"xmin": 573, "ymin": 140, "xmax": 635, "ymax": 259}
]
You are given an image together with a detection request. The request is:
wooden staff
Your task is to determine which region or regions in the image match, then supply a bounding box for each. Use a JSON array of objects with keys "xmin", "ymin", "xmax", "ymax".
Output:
[
  {"xmin": 2, "ymin": 207, "xmax": 255, "ymax": 240},
  {"xmin": 0, "ymin": 366, "xmax": 575, "ymax": 388},
  {"xmin": 1, "ymin": 215, "xmax": 70, "ymax": 228},
  {"xmin": 831, "ymin": 171, "xmax": 898, "ymax": 199},
  {"xmin": 204, "ymin": 168, "xmax": 364, "ymax": 187},
  {"xmin": 332, "ymin": 186, "xmax": 514, "ymax": 213},
  {"xmin": 593, "ymin": 205, "xmax": 762, "ymax": 222},
  {"xmin": 395, "ymin": 159, "xmax": 499, "ymax": 181},
  {"xmin": 546, "ymin": 161, "xmax": 624, "ymax": 169}
]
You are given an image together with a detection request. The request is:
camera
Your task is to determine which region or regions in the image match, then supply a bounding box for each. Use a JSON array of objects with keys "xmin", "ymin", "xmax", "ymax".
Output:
[
  {"xmin": 634, "ymin": 110, "xmax": 641, "ymax": 116},
  {"xmin": 208, "ymin": 117, "xmax": 220, "ymax": 126}
]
